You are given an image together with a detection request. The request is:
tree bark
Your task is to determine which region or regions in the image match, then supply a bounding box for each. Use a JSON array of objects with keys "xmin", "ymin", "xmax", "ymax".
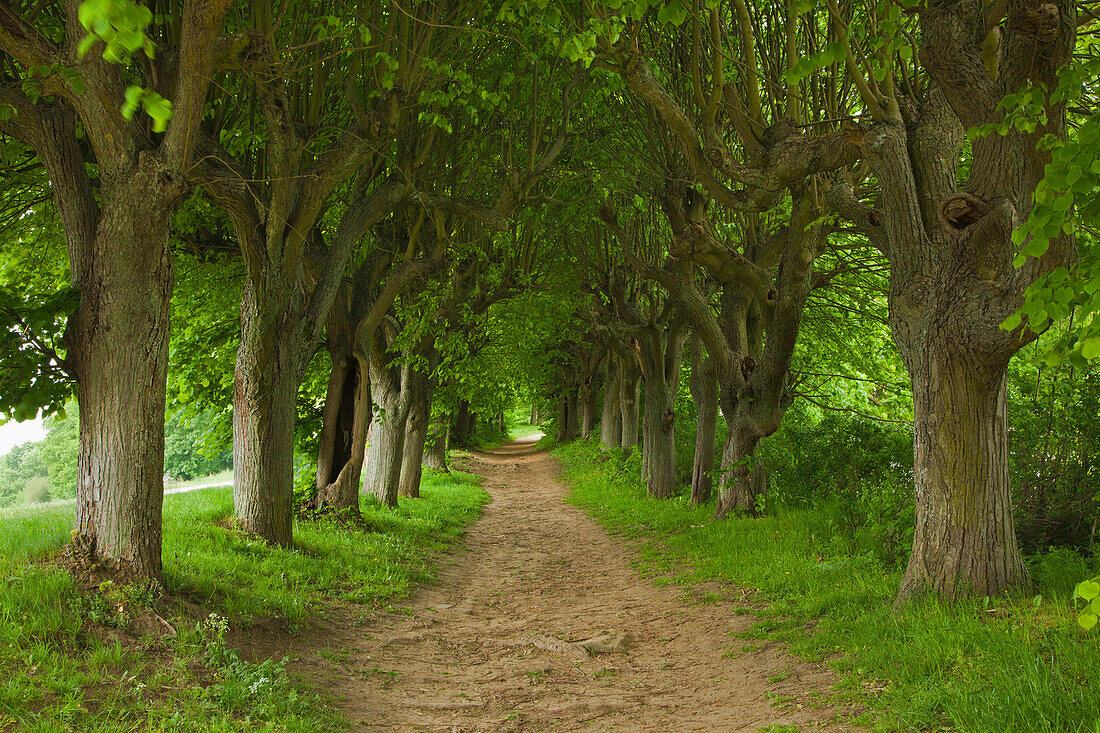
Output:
[
  {"xmin": 689, "ymin": 334, "xmax": 718, "ymax": 504},
  {"xmin": 424, "ymin": 416, "xmax": 449, "ymax": 472},
  {"xmin": 638, "ymin": 326, "xmax": 686, "ymax": 498},
  {"xmin": 232, "ymin": 280, "xmax": 300, "ymax": 546},
  {"xmin": 557, "ymin": 386, "xmax": 581, "ymax": 442},
  {"xmin": 578, "ymin": 352, "xmax": 603, "ymax": 439},
  {"xmin": 895, "ymin": 348, "xmax": 1026, "ymax": 600},
  {"xmin": 580, "ymin": 387, "xmax": 599, "ymax": 438},
  {"xmin": 451, "ymin": 399, "xmax": 475, "ymax": 448},
  {"xmin": 399, "ymin": 368, "xmax": 433, "ymax": 498},
  {"xmin": 312, "ymin": 346, "xmax": 370, "ymax": 515},
  {"xmin": 566, "ymin": 389, "xmax": 581, "ymax": 441},
  {"xmin": 619, "ymin": 357, "xmax": 641, "ymax": 453},
  {"xmin": 365, "ymin": 357, "xmax": 412, "ymax": 508},
  {"xmin": 599, "ymin": 355, "xmax": 622, "ymax": 450},
  {"xmin": 69, "ymin": 166, "xmax": 177, "ymax": 579}
]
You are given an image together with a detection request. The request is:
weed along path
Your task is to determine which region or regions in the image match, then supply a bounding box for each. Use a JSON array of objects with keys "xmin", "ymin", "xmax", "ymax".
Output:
[{"xmin": 296, "ymin": 437, "xmax": 851, "ymax": 732}]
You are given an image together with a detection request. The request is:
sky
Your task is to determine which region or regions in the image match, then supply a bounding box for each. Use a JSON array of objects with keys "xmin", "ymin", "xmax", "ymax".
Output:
[{"xmin": 0, "ymin": 417, "xmax": 46, "ymax": 456}]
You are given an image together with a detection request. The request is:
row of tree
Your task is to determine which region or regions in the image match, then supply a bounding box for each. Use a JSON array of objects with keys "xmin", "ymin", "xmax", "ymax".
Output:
[{"xmin": 0, "ymin": 1, "xmax": 1096, "ymax": 606}]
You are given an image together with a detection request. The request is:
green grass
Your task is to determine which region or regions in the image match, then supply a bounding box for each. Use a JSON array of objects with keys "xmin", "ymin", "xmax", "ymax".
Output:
[
  {"xmin": 165, "ymin": 468, "xmax": 234, "ymax": 490},
  {"xmin": 556, "ymin": 439, "xmax": 1100, "ymax": 733},
  {"xmin": 0, "ymin": 468, "xmax": 488, "ymax": 731},
  {"xmin": 509, "ymin": 422, "xmax": 544, "ymax": 439}
]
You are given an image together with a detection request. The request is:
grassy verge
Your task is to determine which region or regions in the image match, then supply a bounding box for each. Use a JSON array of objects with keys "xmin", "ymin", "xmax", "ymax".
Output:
[
  {"xmin": 556, "ymin": 439, "xmax": 1100, "ymax": 733},
  {"xmin": 509, "ymin": 423, "xmax": 544, "ymax": 440},
  {"xmin": 0, "ymin": 468, "xmax": 488, "ymax": 732},
  {"xmin": 165, "ymin": 469, "xmax": 234, "ymax": 491}
]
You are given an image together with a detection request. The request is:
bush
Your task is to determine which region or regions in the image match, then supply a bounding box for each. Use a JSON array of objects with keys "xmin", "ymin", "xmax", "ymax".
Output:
[
  {"xmin": 764, "ymin": 412, "xmax": 915, "ymax": 566},
  {"xmin": 21, "ymin": 475, "xmax": 51, "ymax": 504}
]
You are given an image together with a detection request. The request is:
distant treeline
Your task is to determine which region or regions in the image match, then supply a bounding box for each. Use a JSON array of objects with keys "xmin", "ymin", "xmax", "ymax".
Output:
[{"xmin": 0, "ymin": 407, "xmax": 231, "ymax": 507}]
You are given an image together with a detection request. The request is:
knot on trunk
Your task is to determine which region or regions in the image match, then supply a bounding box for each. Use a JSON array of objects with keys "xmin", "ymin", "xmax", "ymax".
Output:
[
  {"xmin": 741, "ymin": 356, "xmax": 756, "ymax": 381},
  {"xmin": 1009, "ymin": 4, "xmax": 1060, "ymax": 44},
  {"xmin": 842, "ymin": 120, "xmax": 866, "ymax": 147},
  {"xmin": 939, "ymin": 192, "xmax": 990, "ymax": 230},
  {"xmin": 868, "ymin": 210, "xmax": 883, "ymax": 227},
  {"xmin": 707, "ymin": 145, "xmax": 726, "ymax": 166}
]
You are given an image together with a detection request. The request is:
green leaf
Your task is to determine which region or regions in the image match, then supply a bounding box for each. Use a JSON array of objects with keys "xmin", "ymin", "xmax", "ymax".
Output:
[
  {"xmin": 1076, "ymin": 579, "xmax": 1100, "ymax": 601},
  {"xmin": 1079, "ymin": 612, "xmax": 1097, "ymax": 630},
  {"xmin": 1081, "ymin": 337, "xmax": 1100, "ymax": 360},
  {"xmin": 999, "ymin": 312, "xmax": 1022, "ymax": 331}
]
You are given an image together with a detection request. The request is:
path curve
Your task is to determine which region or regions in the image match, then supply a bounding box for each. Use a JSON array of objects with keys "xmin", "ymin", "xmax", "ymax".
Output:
[{"xmin": 294, "ymin": 438, "xmax": 852, "ymax": 732}]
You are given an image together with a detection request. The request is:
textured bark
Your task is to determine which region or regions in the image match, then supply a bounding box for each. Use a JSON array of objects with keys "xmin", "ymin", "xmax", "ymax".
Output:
[
  {"xmin": 365, "ymin": 355, "xmax": 413, "ymax": 508},
  {"xmin": 898, "ymin": 348, "xmax": 1026, "ymax": 600},
  {"xmin": 69, "ymin": 165, "xmax": 177, "ymax": 579},
  {"xmin": 232, "ymin": 280, "xmax": 300, "ymax": 546},
  {"xmin": 638, "ymin": 326, "xmax": 686, "ymax": 498},
  {"xmin": 312, "ymin": 347, "xmax": 370, "ymax": 515},
  {"xmin": 0, "ymin": 4, "xmax": 231, "ymax": 579},
  {"xmin": 854, "ymin": 2, "xmax": 1077, "ymax": 600},
  {"xmin": 599, "ymin": 355, "xmax": 623, "ymax": 450},
  {"xmin": 618, "ymin": 357, "xmax": 641, "ymax": 453},
  {"xmin": 399, "ymin": 369, "xmax": 433, "ymax": 498},
  {"xmin": 689, "ymin": 335, "xmax": 718, "ymax": 505}
]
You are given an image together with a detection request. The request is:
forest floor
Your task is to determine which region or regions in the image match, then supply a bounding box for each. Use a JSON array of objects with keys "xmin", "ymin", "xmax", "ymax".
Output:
[{"xmin": 258, "ymin": 437, "xmax": 857, "ymax": 732}]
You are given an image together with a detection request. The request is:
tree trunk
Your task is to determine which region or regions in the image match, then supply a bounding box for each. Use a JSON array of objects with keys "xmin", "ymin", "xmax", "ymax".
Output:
[
  {"xmin": 451, "ymin": 399, "xmax": 475, "ymax": 448},
  {"xmin": 365, "ymin": 366, "xmax": 410, "ymax": 509},
  {"xmin": 641, "ymin": 388, "xmax": 677, "ymax": 498},
  {"xmin": 715, "ymin": 425, "xmax": 768, "ymax": 515},
  {"xmin": 530, "ymin": 404, "xmax": 538, "ymax": 425},
  {"xmin": 638, "ymin": 328, "xmax": 685, "ymax": 499},
  {"xmin": 313, "ymin": 349, "xmax": 370, "ymax": 515},
  {"xmin": 580, "ymin": 387, "xmax": 599, "ymax": 438},
  {"xmin": 896, "ymin": 347, "xmax": 1028, "ymax": 601},
  {"xmin": 619, "ymin": 359, "xmax": 641, "ymax": 453},
  {"xmin": 69, "ymin": 169, "xmax": 176, "ymax": 580},
  {"xmin": 232, "ymin": 281, "xmax": 300, "ymax": 546},
  {"xmin": 600, "ymin": 356, "xmax": 622, "ymax": 450},
  {"xmin": 399, "ymin": 370, "xmax": 433, "ymax": 498},
  {"xmin": 689, "ymin": 335, "xmax": 718, "ymax": 505},
  {"xmin": 424, "ymin": 416, "xmax": 449, "ymax": 472}
]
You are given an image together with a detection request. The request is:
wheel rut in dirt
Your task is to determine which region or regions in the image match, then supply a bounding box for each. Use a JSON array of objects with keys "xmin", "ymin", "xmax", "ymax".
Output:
[{"xmin": 295, "ymin": 437, "xmax": 854, "ymax": 732}]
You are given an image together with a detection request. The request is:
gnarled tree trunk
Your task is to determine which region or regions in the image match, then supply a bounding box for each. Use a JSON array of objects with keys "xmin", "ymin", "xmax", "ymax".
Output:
[
  {"xmin": 557, "ymin": 385, "xmax": 581, "ymax": 442},
  {"xmin": 313, "ymin": 344, "xmax": 370, "ymax": 515},
  {"xmin": 451, "ymin": 399, "xmax": 475, "ymax": 448},
  {"xmin": 578, "ymin": 352, "xmax": 603, "ymax": 438}
]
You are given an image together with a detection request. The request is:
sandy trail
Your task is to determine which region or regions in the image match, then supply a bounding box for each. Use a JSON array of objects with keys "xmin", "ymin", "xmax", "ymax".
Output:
[{"xmin": 290, "ymin": 438, "xmax": 852, "ymax": 732}]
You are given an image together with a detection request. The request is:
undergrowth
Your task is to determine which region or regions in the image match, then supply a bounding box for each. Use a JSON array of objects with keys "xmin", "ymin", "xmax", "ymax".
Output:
[
  {"xmin": 0, "ymin": 468, "xmax": 488, "ymax": 731},
  {"xmin": 557, "ymin": 438, "xmax": 1100, "ymax": 733}
]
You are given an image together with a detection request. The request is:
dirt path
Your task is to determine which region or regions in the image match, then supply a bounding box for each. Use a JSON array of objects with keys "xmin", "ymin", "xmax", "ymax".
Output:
[{"xmin": 291, "ymin": 438, "xmax": 853, "ymax": 732}]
